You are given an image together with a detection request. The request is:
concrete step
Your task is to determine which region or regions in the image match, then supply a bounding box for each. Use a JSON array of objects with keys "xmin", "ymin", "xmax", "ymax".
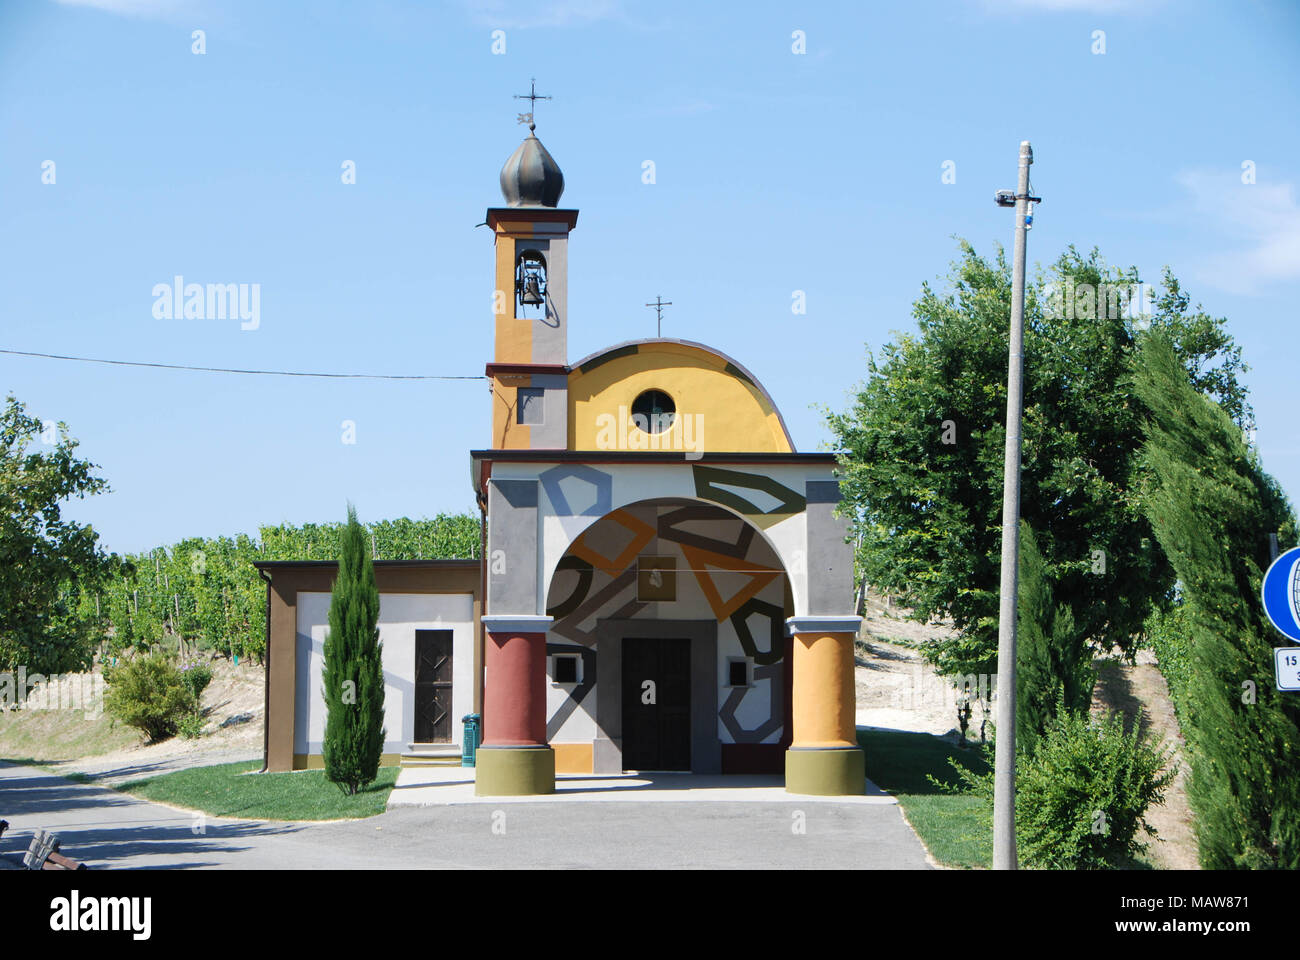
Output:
[
  {"xmin": 404, "ymin": 743, "xmax": 461, "ymax": 756},
  {"xmin": 400, "ymin": 745, "xmax": 465, "ymax": 767}
]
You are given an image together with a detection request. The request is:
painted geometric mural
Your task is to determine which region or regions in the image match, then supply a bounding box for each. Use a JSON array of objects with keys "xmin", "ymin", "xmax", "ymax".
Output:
[
  {"xmin": 690, "ymin": 465, "xmax": 806, "ymax": 529},
  {"xmin": 545, "ymin": 497, "xmax": 788, "ymax": 745}
]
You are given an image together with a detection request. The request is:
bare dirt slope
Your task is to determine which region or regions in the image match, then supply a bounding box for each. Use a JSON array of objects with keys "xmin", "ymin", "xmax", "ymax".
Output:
[
  {"xmin": 0, "ymin": 657, "xmax": 264, "ymax": 786},
  {"xmin": 1091, "ymin": 651, "xmax": 1198, "ymax": 870},
  {"xmin": 855, "ymin": 592, "xmax": 973, "ymax": 740}
]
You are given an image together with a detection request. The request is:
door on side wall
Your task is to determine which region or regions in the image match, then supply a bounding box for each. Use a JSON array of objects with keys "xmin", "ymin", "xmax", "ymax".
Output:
[
  {"xmin": 621, "ymin": 636, "xmax": 691, "ymax": 771},
  {"xmin": 414, "ymin": 629, "xmax": 453, "ymax": 743}
]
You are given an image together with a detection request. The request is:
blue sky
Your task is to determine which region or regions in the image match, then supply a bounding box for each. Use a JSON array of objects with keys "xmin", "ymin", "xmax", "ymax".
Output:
[{"xmin": 2, "ymin": 0, "xmax": 1298, "ymax": 555}]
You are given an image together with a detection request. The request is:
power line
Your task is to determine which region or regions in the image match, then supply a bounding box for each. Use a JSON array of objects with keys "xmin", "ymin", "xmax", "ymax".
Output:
[{"xmin": 0, "ymin": 348, "xmax": 485, "ymax": 381}]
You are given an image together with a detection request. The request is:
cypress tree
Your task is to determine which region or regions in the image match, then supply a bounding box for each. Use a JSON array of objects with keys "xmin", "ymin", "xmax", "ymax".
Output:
[
  {"xmin": 1135, "ymin": 334, "xmax": 1300, "ymax": 867},
  {"xmin": 1016, "ymin": 520, "xmax": 1092, "ymax": 753},
  {"xmin": 321, "ymin": 505, "xmax": 386, "ymax": 796}
]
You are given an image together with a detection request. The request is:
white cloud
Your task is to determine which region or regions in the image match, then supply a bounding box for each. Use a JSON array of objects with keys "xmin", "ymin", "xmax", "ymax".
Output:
[
  {"xmin": 461, "ymin": 0, "xmax": 629, "ymax": 29},
  {"xmin": 1176, "ymin": 169, "xmax": 1300, "ymax": 295}
]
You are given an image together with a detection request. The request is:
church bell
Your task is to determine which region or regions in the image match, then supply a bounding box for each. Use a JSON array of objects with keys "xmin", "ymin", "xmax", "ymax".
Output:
[{"xmin": 516, "ymin": 251, "xmax": 547, "ymax": 308}]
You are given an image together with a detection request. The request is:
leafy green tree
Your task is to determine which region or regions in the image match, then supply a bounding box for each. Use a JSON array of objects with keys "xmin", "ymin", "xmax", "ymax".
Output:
[
  {"xmin": 1016, "ymin": 520, "xmax": 1091, "ymax": 752},
  {"xmin": 1135, "ymin": 334, "xmax": 1300, "ymax": 868},
  {"xmin": 321, "ymin": 505, "xmax": 386, "ymax": 796},
  {"xmin": 0, "ymin": 395, "xmax": 113, "ymax": 674},
  {"xmin": 827, "ymin": 243, "xmax": 1251, "ymax": 679}
]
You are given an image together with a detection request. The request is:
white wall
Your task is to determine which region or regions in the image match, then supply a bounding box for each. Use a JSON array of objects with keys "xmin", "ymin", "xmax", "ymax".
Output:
[
  {"xmin": 294, "ymin": 592, "xmax": 474, "ymax": 755},
  {"xmin": 545, "ymin": 649, "xmax": 597, "ymax": 741}
]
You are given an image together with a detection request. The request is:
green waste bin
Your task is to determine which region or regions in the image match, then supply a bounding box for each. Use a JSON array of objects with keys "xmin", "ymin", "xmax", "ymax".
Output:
[{"xmin": 461, "ymin": 714, "xmax": 482, "ymax": 767}]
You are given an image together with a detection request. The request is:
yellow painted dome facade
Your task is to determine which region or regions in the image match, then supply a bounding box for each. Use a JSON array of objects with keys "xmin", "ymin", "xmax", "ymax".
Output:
[{"xmin": 566, "ymin": 339, "xmax": 794, "ymax": 454}]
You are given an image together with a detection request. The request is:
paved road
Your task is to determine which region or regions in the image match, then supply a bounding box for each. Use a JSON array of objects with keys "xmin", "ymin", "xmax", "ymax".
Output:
[{"xmin": 0, "ymin": 761, "xmax": 931, "ymax": 869}]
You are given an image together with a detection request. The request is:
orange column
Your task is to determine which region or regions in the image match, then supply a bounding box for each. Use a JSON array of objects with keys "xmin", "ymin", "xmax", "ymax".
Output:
[
  {"xmin": 786, "ymin": 616, "xmax": 866, "ymax": 795},
  {"xmin": 791, "ymin": 630, "xmax": 857, "ymax": 747}
]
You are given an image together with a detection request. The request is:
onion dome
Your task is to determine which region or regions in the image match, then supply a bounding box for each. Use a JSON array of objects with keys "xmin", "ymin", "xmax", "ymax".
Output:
[{"xmin": 499, "ymin": 128, "xmax": 565, "ymax": 207}]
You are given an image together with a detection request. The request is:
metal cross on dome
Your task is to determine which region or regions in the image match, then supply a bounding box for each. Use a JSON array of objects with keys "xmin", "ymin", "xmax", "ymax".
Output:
[
  {"xmin": 645, "ymin": 296, "xmax": 672, "ymax": 337},
  {"xmin": 514, "ymin": 78, "xmax": 551, "ymax": 131}
]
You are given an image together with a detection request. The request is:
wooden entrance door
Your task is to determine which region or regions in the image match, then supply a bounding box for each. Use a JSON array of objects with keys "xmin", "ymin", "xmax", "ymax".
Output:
[
  {"xmin": 621, "ymin": 637, "xmax": 691, "ymax": 770},
  {"xmin": 414, "ymin": 629, "xmax": 453, "ymax": 743}
]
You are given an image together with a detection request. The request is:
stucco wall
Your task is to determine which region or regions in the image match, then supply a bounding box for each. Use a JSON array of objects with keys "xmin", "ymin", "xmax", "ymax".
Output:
[
  {"xmin": 294, "ymin": 592, "xmax": 475, "ymax": 754},
  {"xmin": 567, "ymin": 341, "xmax": 793, "ymax": 453}
]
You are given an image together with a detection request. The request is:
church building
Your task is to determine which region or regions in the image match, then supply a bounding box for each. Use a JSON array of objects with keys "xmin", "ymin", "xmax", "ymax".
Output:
[{"xmin": 259, "ymin": 116, "xmax": 865, "ymax": 797}]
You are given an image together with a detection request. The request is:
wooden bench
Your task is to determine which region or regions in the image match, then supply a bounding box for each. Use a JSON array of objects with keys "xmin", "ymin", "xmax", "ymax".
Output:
[{"xmin": 21, "ymin": 828, "xmax": 87, "ymax": 871}]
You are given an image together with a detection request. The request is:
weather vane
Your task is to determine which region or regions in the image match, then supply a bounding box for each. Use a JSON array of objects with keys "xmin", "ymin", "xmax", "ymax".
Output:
[
  {"xmin": 514, "ymin": 77, "xmax": 551, "ymax": 131},
  {"xmin": 645, "ymin": 296, "xmax": 672, "ymax": 337}
]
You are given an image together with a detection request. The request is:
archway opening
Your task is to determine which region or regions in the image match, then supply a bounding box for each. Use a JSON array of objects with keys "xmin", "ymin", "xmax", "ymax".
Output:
[{"xmin": 543, "ymin": 497, "xmax": 793, "ymax": 775}]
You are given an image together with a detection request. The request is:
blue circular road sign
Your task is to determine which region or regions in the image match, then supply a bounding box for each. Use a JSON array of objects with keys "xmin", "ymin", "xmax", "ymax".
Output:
[{"xmin": 1262, "ymin": 546, "xmax": 1300, "ymax": 643}]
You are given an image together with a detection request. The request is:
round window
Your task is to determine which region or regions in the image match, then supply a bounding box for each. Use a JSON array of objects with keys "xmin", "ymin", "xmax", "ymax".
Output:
[{"xmin": 631, "ymin": 389, "xmax": 676, "ymax": 434}]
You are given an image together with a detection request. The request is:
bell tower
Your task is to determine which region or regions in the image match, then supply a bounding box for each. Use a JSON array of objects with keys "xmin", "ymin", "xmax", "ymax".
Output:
[{"xmin": 486, "ymin": 110, "xmax": 577, "ymax": 451}]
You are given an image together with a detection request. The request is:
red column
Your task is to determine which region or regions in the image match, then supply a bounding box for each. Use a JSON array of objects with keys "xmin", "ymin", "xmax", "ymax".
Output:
[{"xmin": 482, "ymin": 629, "xmax": 547, "ymax": 746}]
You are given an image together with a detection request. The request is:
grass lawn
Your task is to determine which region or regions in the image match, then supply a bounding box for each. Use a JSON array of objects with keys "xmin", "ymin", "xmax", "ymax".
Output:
[
  {"xmin": 120, "ymin": 761, "xmax": 400, "ymax": 821},
  {"xmin": 859, "ymin": 727, "xmax": 992, "ymax": 869}
]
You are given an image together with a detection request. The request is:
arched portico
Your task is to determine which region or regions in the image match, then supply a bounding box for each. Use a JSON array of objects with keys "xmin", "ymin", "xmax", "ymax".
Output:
[
  {"xmin": 544, "ymin": 497, "xmax": 791, "ymax": 776},
  {"xmin": 474, "ymin": 469, "xmax": 865, "ymax": 797}
]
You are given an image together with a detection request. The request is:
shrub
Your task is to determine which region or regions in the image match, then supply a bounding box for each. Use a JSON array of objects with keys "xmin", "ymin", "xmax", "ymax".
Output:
[
  {"xmin": 1143, "ymin": 600, "xmax": 1191, "ymax": 720},
  {"xmin": 1014, "ymin": 709, "xmax": 1173, "ymax": 868},
  {"xmin": 179, "ymin": 662, "xmax": 213, "ymax": 702},
  {"xmin": 946, "ymin": 705, "xmax": 1173, "ymax": 869},
  {"xmin": 176, "ymin": 711, "xmax": 207, "ymax": 740},
  {"xmin": 104, "ymin": 653, "xmax": 197, "ymax": 743}
]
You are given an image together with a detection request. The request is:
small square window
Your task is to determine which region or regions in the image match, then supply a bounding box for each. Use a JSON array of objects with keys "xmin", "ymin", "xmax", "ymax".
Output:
[
  {"xmin": 552, "ymin": 654, "xmax": 580, "ymax": 684},
  {"xmin": 517, "ymin": 387, "xmax": 545, "ymax": 425},
  {"xmin": 728, "ymin": 660, "xmax": 749, "ymax": 688}
]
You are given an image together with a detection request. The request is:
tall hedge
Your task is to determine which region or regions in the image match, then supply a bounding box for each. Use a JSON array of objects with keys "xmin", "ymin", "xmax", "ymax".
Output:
[{"xmin": 1135, "ymin": 334, "xmax": 1300, "ymax": 868}]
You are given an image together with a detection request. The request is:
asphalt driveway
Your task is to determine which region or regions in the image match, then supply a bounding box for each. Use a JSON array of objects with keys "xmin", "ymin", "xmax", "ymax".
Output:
[{"xmin": 0, "ymin": 760, "xmax": 932, "ymax": 869}]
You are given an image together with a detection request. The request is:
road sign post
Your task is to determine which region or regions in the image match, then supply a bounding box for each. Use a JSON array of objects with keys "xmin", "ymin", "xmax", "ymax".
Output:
[
  {"xmin": 1274, "ymin": 648, "xmax": 1300, "ymax": 692},
  {"xmin": 1263, "ymin": 546, "xmax": 1300, "ymax": 692},
  {"xmin": 1262, "ymin": 546, "xmax": 1300, "ymax": 643}
]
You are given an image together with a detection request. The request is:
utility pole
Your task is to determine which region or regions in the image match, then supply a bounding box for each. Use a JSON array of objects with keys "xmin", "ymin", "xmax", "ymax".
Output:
[{"xmin": 992, "ymin": 140, "xmax": 1040, "ymax": 871}]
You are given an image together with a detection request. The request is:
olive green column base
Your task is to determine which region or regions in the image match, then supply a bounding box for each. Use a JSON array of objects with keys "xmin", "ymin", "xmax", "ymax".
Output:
[
  {"xmin": 785, "ymin": 746, "xmax": 866, "ymax": 796},
  {"xmin": 474, "ymin": 745, "xmax": 556, "ymax": 796}
]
